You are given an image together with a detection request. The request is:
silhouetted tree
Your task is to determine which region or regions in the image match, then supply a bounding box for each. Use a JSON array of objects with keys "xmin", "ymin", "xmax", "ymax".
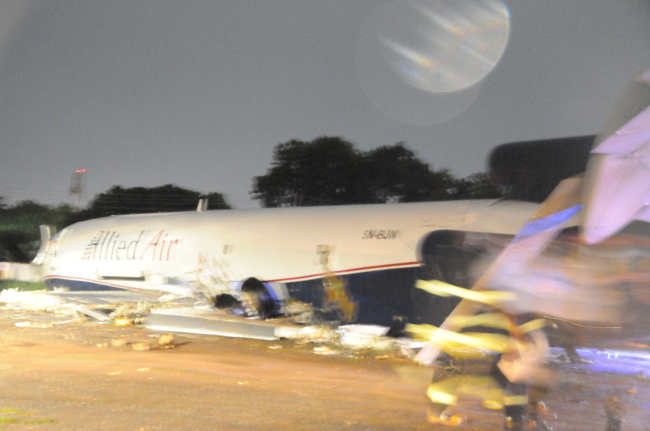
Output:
[
  {"xmin": 0, "ymin": 201, "xmax": 76, "ymax": 261},
  {"xmin": 362, "ymin": 143, "xmax": 457, "ymax": 203},
  {"xmin": 251, "ymin": 137, "xmax": 462, "ymax": 207},
  {"xmin": 63, "ymin": 184, "xmax": 231, "ymax": 225},
  {"xmin": 251, "ymin": 137, "xmax": 363, "ymax": 207},
  {"xmin": 448, "ymin": 172, "xmax": 503, "ymax": 199}
]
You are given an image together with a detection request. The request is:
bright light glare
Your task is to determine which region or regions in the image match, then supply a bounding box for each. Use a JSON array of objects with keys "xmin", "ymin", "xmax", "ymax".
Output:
[{"xmin": 380, "ymin": 0, "xmax": 510, "ymax": 94}]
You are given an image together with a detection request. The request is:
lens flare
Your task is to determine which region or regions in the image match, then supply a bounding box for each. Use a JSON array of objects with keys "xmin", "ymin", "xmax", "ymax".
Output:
[{"xmin": 380, "ymin": 0, "xmax": 510, "ymax": 94}]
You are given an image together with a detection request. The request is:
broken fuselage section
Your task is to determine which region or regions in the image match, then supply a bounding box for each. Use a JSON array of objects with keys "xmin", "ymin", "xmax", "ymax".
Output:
[{"xmin": 11, "ymin": 200, "xmax": 540, "ymax": 325}]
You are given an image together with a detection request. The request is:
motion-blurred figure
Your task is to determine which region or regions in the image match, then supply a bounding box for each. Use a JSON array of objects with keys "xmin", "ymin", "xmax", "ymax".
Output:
[{"xmin": 409, "ymin": 280, "xmax": 550, "ymax": 430}]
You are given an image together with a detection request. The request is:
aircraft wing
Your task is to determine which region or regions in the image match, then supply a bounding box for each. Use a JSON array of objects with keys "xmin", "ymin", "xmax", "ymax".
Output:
[{"xmin": 582, "ymin": 69, "xmax": 650, "ymax": 244}]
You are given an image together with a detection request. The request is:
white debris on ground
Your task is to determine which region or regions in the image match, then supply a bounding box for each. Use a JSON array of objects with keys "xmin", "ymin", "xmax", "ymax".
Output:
[
  {"xmin": 0, "ymin": 288, "xmax": 110, "ymax": 321},
  {"xmin": 338, "ymin": 324, "xmax": 391, "ymax": 350},
  {"xmin": 275, "ymin": 325, "xmax": 338, "ymax": 343},
  {"xmin": 0, "ymin": 288, "xmax": 64, "ymax": 312},
  {"xmin": 0, "ymin": 288, "xmax": 183, "ymax": 324},
  {"xmin": 275, "ymin": 322, "xmax": 425, "ymax": 358},
  {"xmin": 0, "ymin": 288, "xmax": 423, "ymax": 359},
  {"xmin": 313, "ymin": 345, "xmax": 340, "ymax": 356}
]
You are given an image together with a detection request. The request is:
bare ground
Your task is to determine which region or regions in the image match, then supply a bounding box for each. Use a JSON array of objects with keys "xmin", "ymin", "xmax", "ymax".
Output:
[{"xmin": 0, "ymin": 312, "xmax": 648, "ymax": 431}]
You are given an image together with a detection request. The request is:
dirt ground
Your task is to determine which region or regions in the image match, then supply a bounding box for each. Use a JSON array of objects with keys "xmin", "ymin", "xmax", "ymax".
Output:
[{"xmin": 0, "ymin": 311, "xmax": 648, "ymax": 431}]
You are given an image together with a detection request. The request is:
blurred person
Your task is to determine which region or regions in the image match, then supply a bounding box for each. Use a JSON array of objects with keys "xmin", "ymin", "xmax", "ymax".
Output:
[{"xmin": 409, "ymin": 280, "xmax": 551, "ymax": 430}]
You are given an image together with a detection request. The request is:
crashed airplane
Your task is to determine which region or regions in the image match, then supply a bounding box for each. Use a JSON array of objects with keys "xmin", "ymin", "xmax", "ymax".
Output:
[{"xmin": 3, "ymin": 199, "xmax": 539, "ymax": 326}]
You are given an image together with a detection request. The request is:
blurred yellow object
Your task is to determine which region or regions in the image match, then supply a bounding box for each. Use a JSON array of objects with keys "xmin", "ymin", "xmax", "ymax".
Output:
[
  {"xmin": 113, "ymin": 317, "xmax": 134, "ymax": 327},
  {"xmin": 426, "ymin": 375, "xmax": 527, "ymax": 409},
  {"xmin": 416, "ymin": 279, "xmax": 515, "ymax": 304},
  {"xmin": 426, "ymin": 410, "xmax": 465, "ymax": 427},
  {"xmin": 407, "ymin": 323, "xmax": 514, "ymax": 358},
  {"xmin": 482, "ymin": 399, "xmax": 504, "ymax": 410}
]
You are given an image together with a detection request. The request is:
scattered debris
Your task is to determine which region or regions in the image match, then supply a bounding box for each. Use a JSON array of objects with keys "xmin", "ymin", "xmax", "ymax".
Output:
[
  {"xmin": 96, "ymin": 342, "xmax": 108, "ymax": 348},
  {"xmin": 136, "ymin": 368, "xmax": 150, "ymax": 372},
  {"xmin": 284, "ymin": 301, "xmax": 315, "ymax": 324},
  {"xmin": 131, "ymin": 342, "xmax": 151, "ymax": 352},
  {"xmin": 75, "ymin": 306, "xmax": 111, "ymax": 321},
  {"xmin": 276, "ymin": 325, "xmax": 338, "ymax": 343},
  {"xmin": 109, "ymin": 302, "xmax": 157, "ymax": 322},
  {"xmin": 14, "ymin": 321, "xmax": 52, "ymax": 328},
  {"xmin": 146, "ymin": 307, "xmax": 282, "ymax": 340},
  {"xmin": 157, "ymin": 334, "xmax": 174, "ymax": 346},
  {"xmin": 268, "ymin": 344, "xmax": 282, "ymax": 350},
  {"xmin": 107, "ymin": 370, "xmax": 123, "ymax": 376},
  {"xmin": 110, "ymin": 338, "xmax": 129, "ymax": 348},
  {"xmin": 1, "ymin": 289, "xmax": 63, "ymax": 312},
  {"xmin": 338, "ymin": 324, "xmax": 389, "ymax": 337},
  {"xmin": 338, "ymin": 324, "xmax": 393, "ymax": 350},
  {"xmin": 114, "ymin": 317, "xmax": 134, "ymax": 327},
  {"xmin": 0, "ymin": 288, "xmax": 111, "ymax": 321},
  {"xmin": 313, "ymin": 346, "xmax": 339, "ymax": 356}
]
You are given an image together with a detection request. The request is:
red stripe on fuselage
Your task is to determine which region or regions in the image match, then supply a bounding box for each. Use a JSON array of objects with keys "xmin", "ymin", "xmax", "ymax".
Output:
[{"xmin": 265, "ymin": 261, "xmax": 421, "ymax": 283}]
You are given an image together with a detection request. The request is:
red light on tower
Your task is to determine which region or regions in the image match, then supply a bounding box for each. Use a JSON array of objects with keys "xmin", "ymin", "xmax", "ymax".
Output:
[{"xmin": 70, "ymin": 168, "xmax": 87, "ymax": 207}]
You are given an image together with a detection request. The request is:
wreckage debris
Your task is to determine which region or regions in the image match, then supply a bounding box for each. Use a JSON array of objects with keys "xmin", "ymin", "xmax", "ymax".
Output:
[
  {"xmin": 14, "ymin": 321, "xmax": 52, "ymax": 328},
  {"xmin": 3, "ymin": 287, "xmax": 422, "ymax": 360},
  {"xmin": 157, "ymin": 334, "xmax": 174, "ymax": 346},
  {"xmin": 114, "ymin": 317, "xmax": 134, "ymax": 327},
  {"xmin": 131, "ymin": 342, "xmax": 151, "ymax": 352},
  {"xmin": 110, "ymin": 338, "xmax": 129, "ymax": 348},
  {"xmin": 313, "ymin": 346, "xmax": 339, "ymax": 356}
]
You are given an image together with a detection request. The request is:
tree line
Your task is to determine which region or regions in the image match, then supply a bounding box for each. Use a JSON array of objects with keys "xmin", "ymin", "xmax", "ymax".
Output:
[
  {"xmin": 251, "ymin": 137, "xmax": 501, "ymax": 206},
  {"xmin": 1, "ymin": 137, "xmax": 501, "ymax": 261}
]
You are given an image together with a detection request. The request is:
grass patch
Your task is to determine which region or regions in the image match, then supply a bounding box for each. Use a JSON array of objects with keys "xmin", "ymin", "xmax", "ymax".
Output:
[
  {"xmin": 0, "ymin": 407, "xmax": 55, "ymax": 429},
  {"xmin": 0, "ymin": 280, "xmax": 47, "ymax": 292},
  {"xmin": 22, "ymin": 418, "xmax": 56, "ymax": 425},
  {"xmin": 0, "ymin": 410, "xmax": 26, "ymax": 415},
  {"xmin": 0, "ymin": 417, "xmax": 18, "ymax": 424}
]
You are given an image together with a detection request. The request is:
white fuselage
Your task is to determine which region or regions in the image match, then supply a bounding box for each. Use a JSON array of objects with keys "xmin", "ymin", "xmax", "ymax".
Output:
[{"xmin": 40, "ymin": 200, "xmax": 538, "ymax": 296}]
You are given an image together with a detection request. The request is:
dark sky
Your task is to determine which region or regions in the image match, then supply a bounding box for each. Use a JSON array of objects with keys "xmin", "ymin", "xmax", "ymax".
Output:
[{"xmin": 0, "ymin": 0, "xmax": 648, "ymax": 209}]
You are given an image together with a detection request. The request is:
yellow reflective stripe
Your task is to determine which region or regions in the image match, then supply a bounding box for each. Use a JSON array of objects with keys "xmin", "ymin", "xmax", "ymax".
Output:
[
  {"xmin": 448, "ymin": 313, "xmax": 513, "ymax": 331},
  {"xmin": 427, "ymin": 386, "xmax": 457, "ymax": 406},
  {"xmin": 482, "ymin": 399, "xmax": 504, "ymax": 410},
  {"xmin": 518, "ymin": 318, "xmax": 546, "ymax": 334},
  {"xmin": 416, "ymin": 280, "xmax": 516, "ymax": 304},
  {"xmin": 406, "ymin": 324, "xmax": 513, "ymax": 353},
  {"xmin": 503, "ymin": 395, "xmax": 528, "ymax": 406}
]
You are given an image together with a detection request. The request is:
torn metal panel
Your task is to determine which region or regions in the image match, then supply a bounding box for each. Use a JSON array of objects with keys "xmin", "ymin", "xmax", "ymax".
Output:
[{"xmin": 145, "ymin": 307, "xmax": 297, "ymax": 341}]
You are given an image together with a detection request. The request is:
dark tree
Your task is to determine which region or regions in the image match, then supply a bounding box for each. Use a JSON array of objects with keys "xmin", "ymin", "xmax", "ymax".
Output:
[
  {"xmin": 251, "ymin": 137, "xmax": 458, "ymax": 207},
  {"xmin": 0, "ymin": 201, "xmax": 76, "ymax": 261},
  {"xmin": 362, "ymin": 143, "xmax": 456, "ymax": 203},
  {"xmin": 251, "ymin": 137, "xmax": 363, "ymax": 207},
  {"xmin": 448, "ymin": 172, "xmax": 503, "ymax": 200},
  {"xmin": 63, "ymin": 184, "xmax": 230, "ymax": 226}
]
